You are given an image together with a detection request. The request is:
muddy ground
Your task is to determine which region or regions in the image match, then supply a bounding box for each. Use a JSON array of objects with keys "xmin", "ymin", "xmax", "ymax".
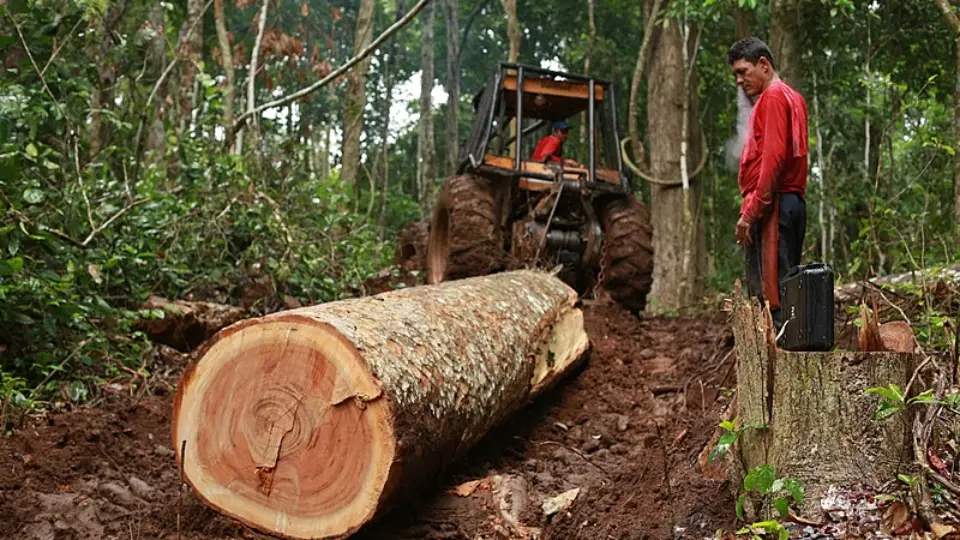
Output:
[{"xmin": 1, "ymin": 300, "xmax": 738, "ymax": 539}]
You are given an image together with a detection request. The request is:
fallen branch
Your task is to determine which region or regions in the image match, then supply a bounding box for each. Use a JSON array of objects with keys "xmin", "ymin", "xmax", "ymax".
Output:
[
  {"xmin": 81, "ymin": 199, "xmax": 149, "ymax": 246},
  {"xmin": 226, "ymin": 0, "xmax": 431, "ymax": 146}
]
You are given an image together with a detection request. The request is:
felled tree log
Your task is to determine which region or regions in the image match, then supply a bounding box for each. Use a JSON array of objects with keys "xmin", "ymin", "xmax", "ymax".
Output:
[
  {"xmin": 172, "ymin": 270, "xmax": 589, "ymax": 540},
  {"xmin": 729, "ymin": 282, "xmax": 918, "ymax": 519},
  {"xmin": 139, "ymin": 296, "xmax": 246, "ymax": 351}
]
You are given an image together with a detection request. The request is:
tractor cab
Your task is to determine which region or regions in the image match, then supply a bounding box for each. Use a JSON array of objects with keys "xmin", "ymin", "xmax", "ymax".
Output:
[{"xmin": 459, "ymin": 62, "xmax": 630, "ymax": 194}]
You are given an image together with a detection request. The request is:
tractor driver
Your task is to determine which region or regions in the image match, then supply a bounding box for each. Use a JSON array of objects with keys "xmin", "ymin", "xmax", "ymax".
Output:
[{"xmin": 531, "ymin": 120, "xmax": 582, "ymax": 168}]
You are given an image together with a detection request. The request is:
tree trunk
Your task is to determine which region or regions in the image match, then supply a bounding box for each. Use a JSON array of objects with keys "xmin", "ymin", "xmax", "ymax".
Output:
[
  {"xmin": 501, "ymin": 0, "xmax": 520, "ymax": 62},
  {"xmin": 172, "ymin": 270, "xmax": 589, "ymax": 540},
  {"xmin": 341, "ymin": 0, "xmax": 376, "ymax": 185},
  {"xmin": 645, "ymin": 9, "xmax": 706, "ymax": 313},
  {"xmin": 768, "ymin": 0, "xmax": 802, "ymax": 91},
  {"xmin": 936, "ymin": 1, "xmax": 960, "ymax": 226},
  {"xmin": 417, "ymin": 0, "xmax": 437, "ymax": 220},
  {"xmin": 214, "ymin": 0, "xmax": 236, "ymax": 142},
  {"xmin": 244, "ymin": 0, "xmax": 269, "ymax": 156},
  {"xmin": 812, "ymin": 72, "xmax": 829, "ymax": 263},
  {"xmin": 176, "ymin": 0, "xmax": 204, "ymax": 136},
  {"xmin": 579, "ymin": 0, "xmax": 596, "ymax": 147},
  {"xmin": 627, "ymin": 0, "xmax": 662, "ymax": 184},
  {"xmin": 89, "ymin": 0, "xmax": 128, "ymax": 157},
  {"xmin": 728, "ymin": 286, "xmax": 916, "ymax": 518},
  {"xmin": 145, "ymin": 1, "xmax": 168, "ymax": 161},
  {"xmin": 443, "ymin": 0, "xmax": 461, "ymax": 177},
  {"xmin": 955, "ymin": 34, "xmax": 960, "ymax": 229},
  {"xmin": 379, "ymin": 0, "xmax": 406, "ymax": 233},
  {"xmin": 501, "ymin": 0, "xmax": 520, "ymax": 159},
  {"xmin": 734, "ymin": 6, "xmax": 754, "ymax": 39}
]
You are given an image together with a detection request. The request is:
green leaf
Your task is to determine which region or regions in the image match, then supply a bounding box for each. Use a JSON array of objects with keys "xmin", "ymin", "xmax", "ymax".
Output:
[
  {"xmin": 719, "ymin": 420, "xmax": 737, "ymax": 432},
  {"xmin": 22, "ymin": 188, "xmax": 44, "ymax": 204},
  {"xmin": 773, "ymin": 497, "xmax": 789, "ymax": 518},
  {"xmin": 736, "ymin": 494, "xmax": 745, "ymax": 520},
  {"xmin": 778, "ymin": 527, "xmax": 789, "ymax": 540},
  {"xmin": 0, "ymin": 256, "xmax": 24, "ymax": 276},
  {"xmin": 7, "ymin": 235, "xmax": 19, "ymax": 256},
  {"xmin": 709, "ymin": 431, "xmax": 739, "ymax": 463},
  {"xmin": 783, "ymin": 478, "xmax": 804, "ymax": 505},
  {"xmin": 898, "ymin": 474, "xmax": 918, "ymax": 487},
  {"xmin": 25, "ymin": 143, "xmax": 38, "ymax": 158},
  {"xmin": 909, "ymin": 390, "xmax": 939, "ymax": 405},
  {"xmin": 744, "ymin": 464, "xmax": 775, "ymax": 493}
]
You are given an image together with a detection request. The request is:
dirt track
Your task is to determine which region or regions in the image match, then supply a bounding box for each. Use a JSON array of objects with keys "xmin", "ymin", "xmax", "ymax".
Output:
[{"xmin": 1, "ymin": 303, "xmax": 737, "ymax": 540}]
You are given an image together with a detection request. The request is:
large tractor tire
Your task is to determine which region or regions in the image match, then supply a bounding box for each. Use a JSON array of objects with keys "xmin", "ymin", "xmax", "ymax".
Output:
[
  {"xmin": 427, "ymin": 175, "xmax": 506, "ymax": 284},
  {"xmin": 598, "ymin": 194, "xmax": 654, "ymax": 312}
]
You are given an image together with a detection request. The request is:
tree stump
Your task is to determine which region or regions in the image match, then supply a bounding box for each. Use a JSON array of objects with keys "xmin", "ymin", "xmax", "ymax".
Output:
[
  {"xmin": 172, "ymin": 270, "xmax": 590, "ymax": 539},
  {"xmin": 729, "ymin": 282, "xmax": 918, "ymax": 519}
]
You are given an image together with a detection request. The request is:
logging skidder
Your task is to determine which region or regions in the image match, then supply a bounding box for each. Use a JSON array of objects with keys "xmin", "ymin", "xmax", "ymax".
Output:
[
  {"xmin": 172, "ymin": 270, "xmax": 590, "ymax": 540},
  {"xmin": 414, "ymin": 62, "xmax": 654, "ymax": 312}
]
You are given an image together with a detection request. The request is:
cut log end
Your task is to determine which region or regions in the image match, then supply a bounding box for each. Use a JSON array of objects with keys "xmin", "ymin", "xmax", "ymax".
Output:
[{"xmin": 173, "ymin": 316, "xmax": 396, "ymax": 540}]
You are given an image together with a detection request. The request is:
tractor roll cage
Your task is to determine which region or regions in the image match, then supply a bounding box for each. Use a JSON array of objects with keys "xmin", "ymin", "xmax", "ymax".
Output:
[{"xmin": 461, "ymin": 62, "xmax": 629, "ymax": 193}]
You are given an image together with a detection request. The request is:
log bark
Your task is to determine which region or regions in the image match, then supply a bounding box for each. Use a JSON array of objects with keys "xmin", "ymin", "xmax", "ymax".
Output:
[
  {"xmin": 729, "ymin": 283, "xmax": 917, "ymax": 519},
  {"xmin": 140, "ymin": 296, "xmax": 246, "ymax": 352},
  {"xmin": 172, "ymin": 270, "xmax": 589, "ymax": 539}
]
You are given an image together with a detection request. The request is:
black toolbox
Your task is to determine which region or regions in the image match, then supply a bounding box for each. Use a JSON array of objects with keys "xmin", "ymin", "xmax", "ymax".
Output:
[{"xmin": 777, "ymin": 263, "xmax": 835, "ymax": 351}]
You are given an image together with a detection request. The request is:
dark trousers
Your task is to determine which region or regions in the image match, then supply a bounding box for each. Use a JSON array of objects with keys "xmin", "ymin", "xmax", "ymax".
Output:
[{"xmin": 745, "ymin": 193, "xmax": 806, "ymax": 322}]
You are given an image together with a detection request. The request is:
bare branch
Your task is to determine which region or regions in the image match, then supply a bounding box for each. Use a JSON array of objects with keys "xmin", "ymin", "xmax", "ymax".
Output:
[
  {"xmin": 228, "ymin": 0, "xmax": 432, "ymax": 145},
  {"xmin": 81, "ymin": 199, "xmax": 149, "ymax": 247}
]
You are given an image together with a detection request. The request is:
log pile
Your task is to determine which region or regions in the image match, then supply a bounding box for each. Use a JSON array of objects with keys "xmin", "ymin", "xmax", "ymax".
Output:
[{"xmin": 171, "ymin": 270, "xmax": 590, "ymax": 539}]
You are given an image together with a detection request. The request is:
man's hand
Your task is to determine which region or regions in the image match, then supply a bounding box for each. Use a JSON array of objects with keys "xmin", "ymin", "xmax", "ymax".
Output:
[{"xmin": 735, "ymin": 216, "xmax": 753, "ymax": 247}]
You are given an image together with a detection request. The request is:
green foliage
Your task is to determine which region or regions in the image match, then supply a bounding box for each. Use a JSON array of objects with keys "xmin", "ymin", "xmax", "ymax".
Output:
[
  {"xmin": 867, "ymin": 383, "xmax": 960, "ymax": 420},
  {"xmin": 735, "ymin": 465, "xmax": 804, "ymax": 539},
  {"xmin": 708, "ymin": 417, "xmax": 767, "ymax": 464}
]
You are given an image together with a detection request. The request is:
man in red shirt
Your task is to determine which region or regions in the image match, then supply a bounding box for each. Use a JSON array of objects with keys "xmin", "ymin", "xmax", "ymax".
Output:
[
  {"xmin": 728, "ymin": 37, "xmax": 808, "ymax": 319},
  {"xmin": 531, "ymin": 120, "xmax": 581, "ymax": 167}
]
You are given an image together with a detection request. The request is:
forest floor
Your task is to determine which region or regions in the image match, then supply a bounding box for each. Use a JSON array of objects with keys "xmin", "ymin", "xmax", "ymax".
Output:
[
  {"xmin": 0, "ymin": 271, "xmax": 742, "ymax": 540},
  {"xmin": 4, "ymin": 268, "xmax": 936, "ymax": 540}
]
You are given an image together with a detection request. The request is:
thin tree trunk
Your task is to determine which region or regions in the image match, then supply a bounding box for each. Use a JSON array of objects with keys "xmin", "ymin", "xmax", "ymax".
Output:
[
  {"xmin": 934, "ymin": 0, "xmax": 960, "ymax": 226},
  {"xmin": 502, "ymin": 0, "xmax": 520, "ymax": 62},
  {"xmin": 812, "ymin": 72, "xmax": 829, "ymax": 264},
  {"xmin": 628, "ymin": 0, "xmax": 662, "ymax": 179},
  {"xmin": 145, "ymin": 1, "xmax": 168, "ymax": 162},
  {"xmin": 501, "ymin": 0, "xmax": 520, "ymax": 159},
  {"xmin": 341, "ymin": 0, "xmax": 377, "ymax": 186},
  {"xmin": 417, "ymin": 0, "xmax": 437, "ymax": 219},
  {"xmin": 214, "ymin": 0, "xmax": 236, "ymax": 143},
  {"xmin": 379, "ymin": 0, "xmax": 406, "ymax": 233},
  {"xmin": 89, "ymin": 0, "xmax": 128, "ymax": 156},
  {"xmin": 245, "ymin": 0, "xmax": 269, "ymax": 156},
  {"xmin": 734, "ymin": 6, "xmax": 754, "ymax": 39},
  {"xmin": 579, "ymin": 0, "xmax": 596, "ymax": 147},
  {"xmin": 769, "ymin": 0, "xmax": 802, "ymax": 91},
  {"xmin": 176, "ymin": 0, "xmax": 204, "ymax": 136},
  {"xmin": 646, "ymin": 1, "xmax": 705, "ymax": 313},
  {"xmin": 444, "ymin": 0, "xmax": 461, "ymax": 177},
  {"xmin": 863, "ymin": 19, "xmax": 885, "ymax": 272}
]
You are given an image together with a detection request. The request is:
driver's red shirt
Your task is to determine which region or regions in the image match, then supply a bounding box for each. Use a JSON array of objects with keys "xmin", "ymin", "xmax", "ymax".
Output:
[{"xmin": 531, "ymin": 134, "xmax": 564, "ymax": 162}]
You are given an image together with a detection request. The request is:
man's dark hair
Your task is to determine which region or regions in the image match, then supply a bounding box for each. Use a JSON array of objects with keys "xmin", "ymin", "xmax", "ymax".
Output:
[{"xmin": 727, "ymin": 37, "xmax": 777, "ymax": 70}]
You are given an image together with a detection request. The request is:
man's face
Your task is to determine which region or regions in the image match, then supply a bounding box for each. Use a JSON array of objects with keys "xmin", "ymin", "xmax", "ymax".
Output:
[
  {"xmin": 556, "ymin": 129, "xmax": 569, "ymax": 142},
  {"xmin": 731, "ymin": 58, "xmax": 770, "ymax": 98}
]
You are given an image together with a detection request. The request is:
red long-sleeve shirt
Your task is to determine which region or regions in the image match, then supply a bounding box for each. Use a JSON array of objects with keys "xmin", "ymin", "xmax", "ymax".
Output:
[
  {"xmin": 531, "ymin": 134, "xmax": 564, "ymax": 163},
  {"xmin": 738, "ymin": 80, "xmax": 809, "ymax": 224}
]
